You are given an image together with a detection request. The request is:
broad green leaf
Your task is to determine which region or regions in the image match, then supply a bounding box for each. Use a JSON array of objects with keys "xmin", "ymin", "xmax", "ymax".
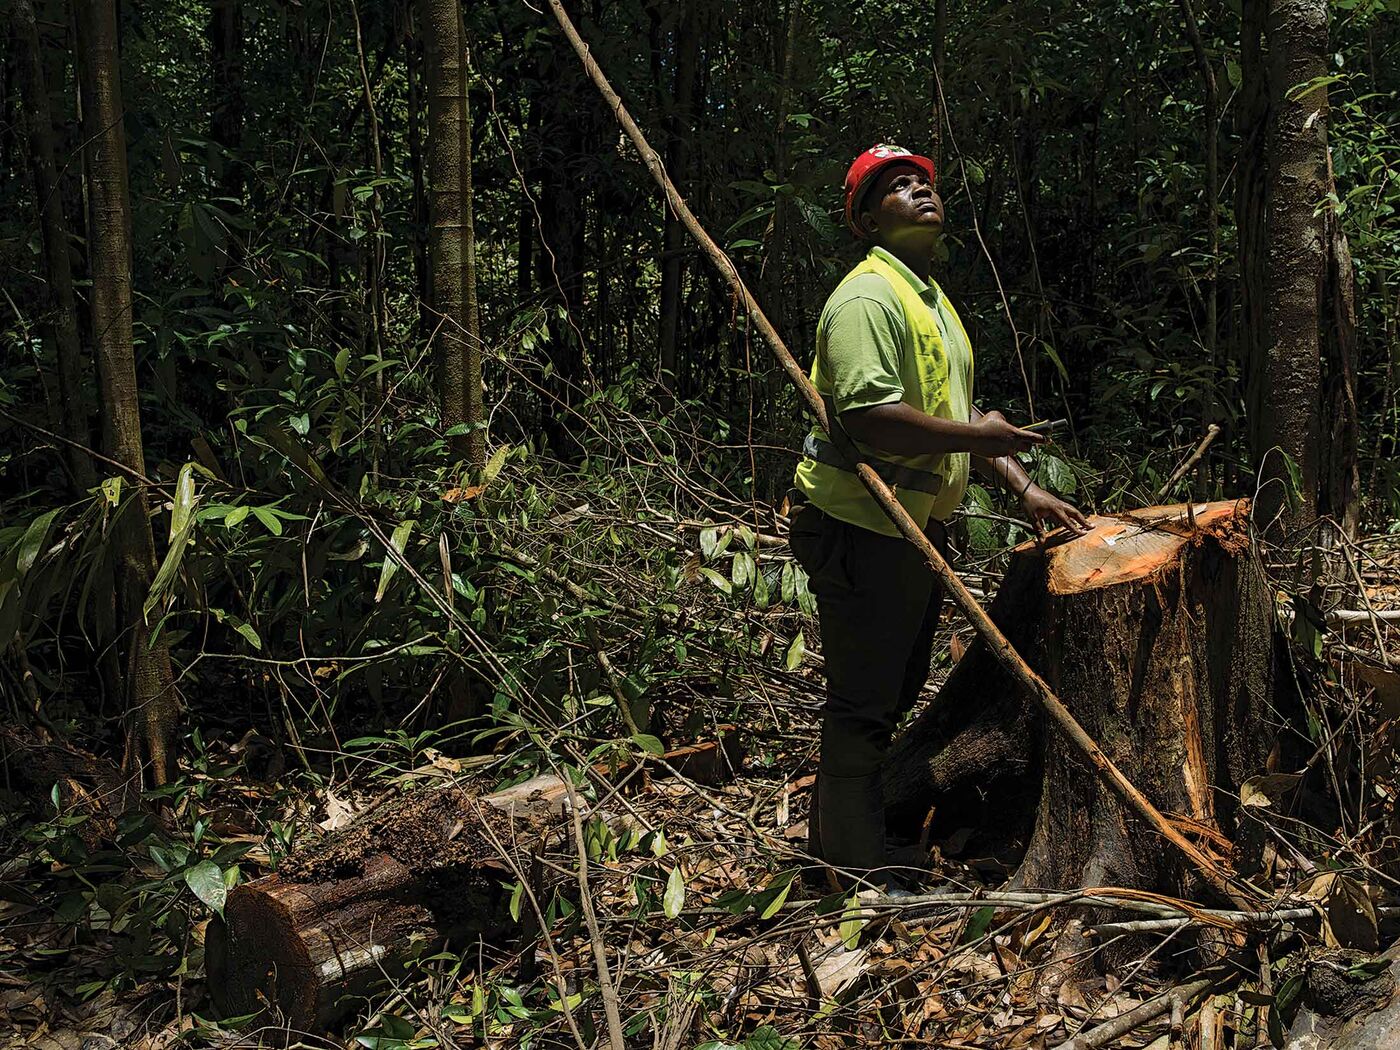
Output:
[
  {"xmin": 251, "ymin": 506, "xmax": 283, "ymax": 536},
  {"xmin": 745, "ymin": 1026, "xmax": 800, "ymax": 1050},
  {"xmin": 224, "ymin": 505, "xmax": 249, "ymax": 528},
  {"xmin": 699, "ymin": 527, "xmax": 720, "ymax": 561},
  {"xmin": 960, "ymin": 905, "xmax": 996, "ymax": 944},
  {"xmin": 144, "ymin": 519, "xmax": 196, "ymax": 621},
  {"xmin": 663, "ymin": 864, "xmax": 686, "ymax": 919},
  {"xmin": 508, "ymin": 880, "xmax": 524, "ymax": 922},
  {"xmin": 699, "ymin": 567, "xmax": 731, "ymax": 595},
  {"xmin": 757, "ymin": 868, "xmax": 797, "ymax": 919},
  {"xmin": 16, "ymin": 508, "xmax": 61, "ymax": 581},
  {"xmin": 375, "ymin": 520, "xmax": 416, "ymax": 603},
  {"xmin": 184, "ymin": 859, "xmax": 227, "ymax": 917},
  {"xmin": 233, "ymin": 620, "xmax": 262, "ymax": 651},
  {"xmin": 169, "ymin": 463, "xmax": 196, "ymax": 541},
  {"xmin": 839, "ymin": 894, "xmax": 868, "ymax": 949},
  {"xmin": 784, "ymin": 631, "xmax": 806, "ymax": 671},
  {"xmin": 753, "ymin": 565, "xmax": 770, "ymax": 608},
  {"xmin": 480, "ymin": 444, "xmax": 510, "ymax": 485},
  {"xmin": 631, "ymin": 733, "xmax": 665, "ymax": 756},
  {"xmin": 731, "ymin": 552, "xmax": 751, "ymax": 588}
]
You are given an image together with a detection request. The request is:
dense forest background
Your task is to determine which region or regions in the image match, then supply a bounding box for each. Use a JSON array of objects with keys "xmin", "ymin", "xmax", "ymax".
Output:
[{"xmin": 2, "ymin": 0, "xmax": 1400, "ymax": 1047}]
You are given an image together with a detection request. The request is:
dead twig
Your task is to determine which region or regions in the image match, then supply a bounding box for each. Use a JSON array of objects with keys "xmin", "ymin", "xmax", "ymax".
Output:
[
  {"xmin": 1156, "ymin": 423, "xmax": 1222, "ymax": 501},
  {"xmin": 564, "ymin": 779, "xmax": 627, "ymax": 1050}
]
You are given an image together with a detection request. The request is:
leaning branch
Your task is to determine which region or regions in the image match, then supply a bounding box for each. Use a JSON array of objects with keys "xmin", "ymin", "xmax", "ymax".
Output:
[{"xmin": 545, "ymin": 0, "xmax": 1251, "ymax": 907}]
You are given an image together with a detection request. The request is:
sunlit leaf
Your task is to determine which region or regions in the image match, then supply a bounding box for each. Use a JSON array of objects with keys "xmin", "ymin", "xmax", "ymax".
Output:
[
  {"xmin": 663, "ymin": 864, "xmax": 686, "ymax": 919},
  {"xmin": 375, "ymin": 520, "xmax": 416, "ymax": 603},
  {"xmin": 184, "ymin": 859, "xmax": 226, "ymax": 917}
]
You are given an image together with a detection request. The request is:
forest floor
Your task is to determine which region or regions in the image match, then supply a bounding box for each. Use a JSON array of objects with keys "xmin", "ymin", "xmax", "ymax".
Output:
[{"xmin": 3, "ymin": 445, "xmax": 1399, "ymax": 1050}]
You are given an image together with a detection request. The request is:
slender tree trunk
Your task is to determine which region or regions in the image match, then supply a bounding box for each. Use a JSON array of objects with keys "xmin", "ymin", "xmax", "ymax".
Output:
[
  {"xmin": 931, "ymin": 0, "xmax": 946, "ymax": 167},
  {"xmin": 208, "ymin": 0, "xmax": 243, "ymax": 197},
  {"xmin": 14, "ymin": 0, "xmax": 94, "ymax": 492},
  {"xmin": 657, "ymin": 0, "xmax": 699, "ymax": 393},
  {"xmin": 1177, "ymin": 0, "xmax": 1220, "ymax": 434},
  {"xmin": 760, "ymin": 0, "xmax": 801, "ymax": 423},
  {"xmin": 1240, "ymin": 0, "xmax": 1356, "ymax": 548},
  {"xmin": 461, "ymin": 32, "xmax": 485, "ymax": 471},
  {"xmin": 75, "ymin": 0, "xmax": 179, "ymax": 786},
  {"xmin": 404, "ymin": 6, "xmax": 430, "ymax": 335},
  {"xmin": 348, "ymin": 0, "xmax": 390, "ymax": 479},
  {"xmin": 420, "ymin": 0, "xmax": 484, "ymax": 468}
]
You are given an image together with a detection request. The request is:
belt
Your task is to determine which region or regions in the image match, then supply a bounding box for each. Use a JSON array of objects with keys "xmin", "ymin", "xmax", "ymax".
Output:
[{"xmin": 801, "ymin": 432, "xmax": 944, "ymax": 496}]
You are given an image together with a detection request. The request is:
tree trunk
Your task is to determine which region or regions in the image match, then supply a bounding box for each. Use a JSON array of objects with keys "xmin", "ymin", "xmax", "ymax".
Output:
[
  {"xmin": 886, "ymin": 502, "xmax": 1274, "ymax": 928},
  {"xmin": 75, "ymin": 0, "xmax": 179, "ymax": 787},
  {"xmin": 404, "ymin": 3, "xmax": 430, "ymax": 336},
  {"xmin": 1176, "ymin": 0, "xmax": 1220, "ymax": 438},
  {"xmin": 461, "ymin": 31, "xmax": 485, "ymax": 472},
  {"xmin": 207, "ymin": 0, "xmax": 243, "ymax": 197},
  {"xmin": 420, "ymin": 0, "xmax": 484, "ymax": 468},
  {"xmin": 14, "ymin": 0, "xmax": 94, "ymax": 492},
  {"xmin": 657, "ymin": 0, "xmax": 699, "ymax": 393},
  {"xmin": 1240, "ymin": 0, "xmax": 1357, "ymax": 547}
]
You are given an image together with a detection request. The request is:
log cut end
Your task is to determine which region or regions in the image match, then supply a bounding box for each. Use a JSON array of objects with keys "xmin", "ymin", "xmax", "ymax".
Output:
[
  {"xmin": 207, "ymin": 854, "xmax": 440, "ymax": 1032},
  {"xmin": 1023, "ymin": 500, "xmax": 1251, "ymax": 595}
]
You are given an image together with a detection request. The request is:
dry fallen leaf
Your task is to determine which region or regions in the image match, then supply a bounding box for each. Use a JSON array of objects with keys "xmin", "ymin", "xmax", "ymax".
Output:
[
  {"xmin": 442, "ymin": 484, "xmax": 486, "ymax": 504},
  {"xmin": 1299, "ymin": 871, "xmax": 1379, "ymax": 950},
  {"xmin": 317, "ymin": 788, "xmax": 359, "ymax": 832}
]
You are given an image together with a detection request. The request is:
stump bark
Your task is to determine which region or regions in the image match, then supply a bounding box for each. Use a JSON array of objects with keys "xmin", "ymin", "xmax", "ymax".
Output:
[{"xmin": 886, "ymin": 501, "xmax": 1275, "ymax": 906}]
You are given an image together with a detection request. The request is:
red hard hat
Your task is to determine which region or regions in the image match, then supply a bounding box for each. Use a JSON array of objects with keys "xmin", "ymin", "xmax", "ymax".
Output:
[{"xmin": 843, "ymin": 144, "xmax": 937, "ymax": 237}]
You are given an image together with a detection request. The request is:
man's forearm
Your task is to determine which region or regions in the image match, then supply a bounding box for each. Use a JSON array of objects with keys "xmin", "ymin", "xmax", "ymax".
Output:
[{"xmin": 839, "ymin": 401, "xmax": 980, "ymax": 457}]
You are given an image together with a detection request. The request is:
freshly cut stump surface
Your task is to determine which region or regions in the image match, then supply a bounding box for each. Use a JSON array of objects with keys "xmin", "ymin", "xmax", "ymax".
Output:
[{"xmin": 887, "ymin": 501, "xmax": 1274, "ymax": 930}]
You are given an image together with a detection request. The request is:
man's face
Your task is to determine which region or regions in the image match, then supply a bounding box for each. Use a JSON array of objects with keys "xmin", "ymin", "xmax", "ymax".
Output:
[{"xmin": 857, "ymin": 162, "xmax": 943, "ymax": 245}]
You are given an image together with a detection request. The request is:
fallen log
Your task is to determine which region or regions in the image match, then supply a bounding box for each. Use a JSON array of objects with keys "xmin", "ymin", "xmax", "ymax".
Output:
[
  {"xmin": 0, "ymin": 726, "xmax": 147, "ymax": 849},
  {"xmin": 206, "ymin": 731, "xmax": 742, "ymax": 1032},
  {"xmin": 886, "ymin": 501, "xmax": 1274, "ymax": 934}
]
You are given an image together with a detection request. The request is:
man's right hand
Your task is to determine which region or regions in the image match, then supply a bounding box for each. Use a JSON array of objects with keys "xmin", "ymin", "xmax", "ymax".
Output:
[{"xmin": 965, "ymin": 410, "xmax": 1046, "ymax": 458}]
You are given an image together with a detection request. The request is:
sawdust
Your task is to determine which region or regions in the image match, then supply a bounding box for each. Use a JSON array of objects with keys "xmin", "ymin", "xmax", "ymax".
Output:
[{"xmin": 279, "ymin": 784, "xmax": 521, "ymax": 883}]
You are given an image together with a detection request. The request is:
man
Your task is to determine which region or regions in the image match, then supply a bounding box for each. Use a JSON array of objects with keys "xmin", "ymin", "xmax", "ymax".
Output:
[{"xmin": 788, "ymin": 144, "xmax": 1090, "ymax": 888}]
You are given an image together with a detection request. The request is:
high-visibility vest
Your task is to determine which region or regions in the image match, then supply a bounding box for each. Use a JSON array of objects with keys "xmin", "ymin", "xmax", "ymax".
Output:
[{"xmin": 794, "ymin": 251, "xmax": 973, "ymax": 535}]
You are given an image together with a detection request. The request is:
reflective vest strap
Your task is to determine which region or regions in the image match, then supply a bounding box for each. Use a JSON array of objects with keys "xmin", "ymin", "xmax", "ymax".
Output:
[{"xmin": 801, "ymin": 432, "xmax": 944, "ymax": 496}]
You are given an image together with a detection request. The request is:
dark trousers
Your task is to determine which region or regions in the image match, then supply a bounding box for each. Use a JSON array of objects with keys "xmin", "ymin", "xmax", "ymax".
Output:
[{"xmin": 789, "ymin": 502, "xmax": 947, "ymax": 785}]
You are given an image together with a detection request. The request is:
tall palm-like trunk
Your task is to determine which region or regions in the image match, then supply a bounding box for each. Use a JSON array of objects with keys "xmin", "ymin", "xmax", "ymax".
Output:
[
  {"xmin": 75, "ymin": 0, "xmax": 178, "ymax": 785},
  {"xmin": 14, "ymin": 0, "xmax": 93, "ymax": 492},
  {"xmin": 420, "ymin": 0, "xmax": 485, "ymax": 469},
  {"xmin": 1238, "ymin": 0, "xmax": 1358, "ymax": 548}
]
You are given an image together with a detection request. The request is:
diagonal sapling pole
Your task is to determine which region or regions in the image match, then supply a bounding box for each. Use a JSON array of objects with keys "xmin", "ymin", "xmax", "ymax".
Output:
[{"xmin": 544, "ymin": 0, "xmax": 1252, "ymax": 907}]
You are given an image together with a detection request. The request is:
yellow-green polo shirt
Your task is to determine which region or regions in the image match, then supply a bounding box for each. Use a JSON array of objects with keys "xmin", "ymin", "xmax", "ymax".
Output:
[{"xmin": 792, "ymin": 245, "xmax": 973, "ymax": 536}]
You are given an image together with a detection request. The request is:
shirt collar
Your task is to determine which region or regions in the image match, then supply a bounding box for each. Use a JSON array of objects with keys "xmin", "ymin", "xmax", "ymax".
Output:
[{"xmin": 869, "ymin": 245, "xmax": 937, "ymax": 302}]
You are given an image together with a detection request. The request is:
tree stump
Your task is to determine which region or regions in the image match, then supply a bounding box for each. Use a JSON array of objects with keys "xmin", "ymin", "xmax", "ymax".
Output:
[{"xmin": 886, "ymin": 501, "xmax": 1275, "ymax": 909}]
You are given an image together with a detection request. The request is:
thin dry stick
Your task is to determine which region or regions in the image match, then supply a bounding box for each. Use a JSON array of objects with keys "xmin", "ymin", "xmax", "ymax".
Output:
[
  {"xmin": 1052, "ymin": 973, "xmax": 1217, "ymax": 1050},
  {"xmin": 585, "ymin": 620, "xmax": 644, "ymax": 736},
  {"xmin": 545, "ymin": 0, "xmax": 1252, "ymax": 908},
  {"xmin": 1156, "ymin": 423, "xmax": 1222, "ymax": 501},
  {"xmin": 564, "ymin": 779, "xmax": 627, "ymax": 1050}
]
